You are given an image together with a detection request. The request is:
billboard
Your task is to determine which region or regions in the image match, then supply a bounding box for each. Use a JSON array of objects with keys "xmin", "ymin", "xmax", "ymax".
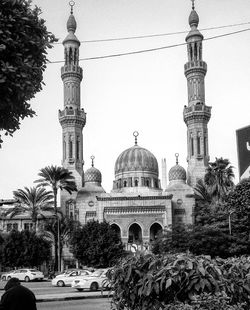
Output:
[{"xmin": 236, "ymin": 125, "xmax": 250, "ymax": 179}]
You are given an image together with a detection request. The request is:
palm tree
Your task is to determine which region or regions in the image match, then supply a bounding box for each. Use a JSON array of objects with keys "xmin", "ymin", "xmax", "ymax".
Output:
[
  {"xmin": 5, "ymin": 186, "xmax": 54, "ymax": 231},
  {"xmin": 35, "ymin": 165, "xmax": 77, "ymax": 271},
  {"xmin": 204, "ymin": 157, "xmax": 235, "ymax": 203}
]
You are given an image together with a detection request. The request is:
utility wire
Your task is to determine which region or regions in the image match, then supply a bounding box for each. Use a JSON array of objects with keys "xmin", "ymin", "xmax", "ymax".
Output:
[
  {"xmin": 52, "ymin": 21, "xmax": 250, "ymax": 44},
  {"xmin": 48, "ymin": 27, "xmax": 250, "ymax": 64}
]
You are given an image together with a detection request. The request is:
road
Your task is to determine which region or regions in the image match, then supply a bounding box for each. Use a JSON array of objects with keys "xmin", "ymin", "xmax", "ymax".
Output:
[{"xmin": 37, "ymin": 299, "xmax": 112, "ymax": 310}]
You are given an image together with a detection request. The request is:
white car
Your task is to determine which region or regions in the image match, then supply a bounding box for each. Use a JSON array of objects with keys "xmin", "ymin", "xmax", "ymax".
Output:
[
  {"xmin": 51, "ymin": 269, "xmax": 92, "ymax": 287},
  {"xmin": 1, "ymin": 270, "xmax": 15, "ymax": 281},
  {"xmin": 5, "ymin": 269, "xmax": 44, "ymax": 282},
  {"xmin": 71, "ymin": 269, "xmax": 109, "ymax": 291}
]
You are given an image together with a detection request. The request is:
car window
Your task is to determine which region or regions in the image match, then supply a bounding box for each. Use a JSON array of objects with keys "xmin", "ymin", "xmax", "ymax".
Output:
[
  {"xmin": 20, "ymin": 270, "xmax": 27, "ymax": 273},
  {"xmin": 30, "ymin": 269, "xmax": 37, "ymax": 272}
]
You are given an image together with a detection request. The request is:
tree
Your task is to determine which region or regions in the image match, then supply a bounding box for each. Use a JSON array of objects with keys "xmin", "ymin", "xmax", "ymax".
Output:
[
  {"xmin": 71, "ymin": 220, "xmax": 126, "ymax": 268},
  {"xmin": 35, "ymin": 165, "xmax": 77, "ymax": 271},
  {"xmin": 41, "ymin": 213, "xmax": 80, "ymax": 269},
  {"xmin": 224, "ymin": 177, "xmax": 250, "ymax": 240},
  {"xmin": 152, "ymin": 224, "xmax": 191, "ymax": 255},
  {"xmin": 5, "ymin": 186, "xmax": 54, "ymax": 231},
  {"xmin": 2, "ymin": 230, "xmax": 51, "ymax": 268},
  {"xmin": 0, "ymin": 0, "xmax": 57, "ymax": 146},
  {"xmin": 204, "ymin": 158, "xmax": 235, "ymax": 203}
]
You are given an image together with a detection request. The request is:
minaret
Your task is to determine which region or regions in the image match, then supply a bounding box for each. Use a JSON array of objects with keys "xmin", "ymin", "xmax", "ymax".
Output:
[
  {"xmin": 59, "ymin": 2, "xmax": 86, "ymax": 191},
  {"xmin": 183, "ymin": 1, "xmax": 211, "ymax": 187}
]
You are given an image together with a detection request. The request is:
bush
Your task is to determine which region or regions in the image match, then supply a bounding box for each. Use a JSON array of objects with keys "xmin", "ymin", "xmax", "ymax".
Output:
[{"xmin": 108, "ymin": 253, "xmax": 250, "ymax": 310}]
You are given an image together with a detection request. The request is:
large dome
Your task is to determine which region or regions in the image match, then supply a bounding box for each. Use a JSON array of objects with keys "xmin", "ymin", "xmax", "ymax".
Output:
[{"xmin": 115, "ymin": 145, "xmax": 159, "ymax": 175}]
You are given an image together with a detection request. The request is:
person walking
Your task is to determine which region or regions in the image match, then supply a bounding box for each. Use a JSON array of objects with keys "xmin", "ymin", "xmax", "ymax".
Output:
[{"xmin": 0, "ymin": 277, "xmax": 37, "ymax": 310}]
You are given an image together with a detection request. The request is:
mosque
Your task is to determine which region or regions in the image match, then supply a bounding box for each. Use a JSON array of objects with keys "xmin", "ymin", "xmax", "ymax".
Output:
[{"xmin": 59, "ymin": 1, "xmax": 211, "ymax": 250}]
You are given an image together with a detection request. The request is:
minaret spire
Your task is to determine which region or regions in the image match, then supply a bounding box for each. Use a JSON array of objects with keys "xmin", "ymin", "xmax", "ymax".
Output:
[
  {"xmin": 183, "ymin": 3, "xmax": 211, "ymax": 187},
  {"xmin": 59, "ymin": 2, "xmax": 86, "ymax": 194}
]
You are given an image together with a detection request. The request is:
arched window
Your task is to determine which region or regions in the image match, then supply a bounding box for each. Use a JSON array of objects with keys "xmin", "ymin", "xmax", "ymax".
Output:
[
  {"xmin": 191, "ymin": 137, "xmax": 194, "ymax": 156},
  {"xmin": 146, "ymin": 179, "xmax": 150, "ymax": 187},
  {"xmin": 134, "ymin": 179, "xmax": 138, "ymax": 187},
  {"xmin": 123, "ymin": 181, "xmax": 127, "ymax": 187},
  {"xmin": 69, "ymin": 137, "xmax": 73, "ymax": 158},
  {"xmin": 76, "ymin": 137, "xmax": 80, "ymax": 160},
  {"xmin": 63, "ymin": 138, "xmax": 66, "ymax": 160},
  {"xmin": 128, "ymin": 223, "xmax": 142, "ymax": 244},
  {"xmin": 197, "ymin": 135, "xmax": 201, "ymax": 155},
  {"xmin": 150, "ymin": 223, "xmax": 163, "ymax": 241},
  {"xmin": 204, "ymin": 136, "xmax": 207, "ymax": 156},
  {"xmin": 111, "ymin": 224, "xmax": 121, "ymax": 238}
]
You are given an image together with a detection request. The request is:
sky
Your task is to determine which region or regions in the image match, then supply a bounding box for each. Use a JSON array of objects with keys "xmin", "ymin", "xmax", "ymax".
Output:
[{"xmin": 1, "ymin": 0, "xmax": 250, "ymax": 199}]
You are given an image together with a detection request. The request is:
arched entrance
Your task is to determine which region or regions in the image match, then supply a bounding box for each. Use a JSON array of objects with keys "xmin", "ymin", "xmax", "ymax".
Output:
[
  {"xmin": 150, "ymin": 223, "xmax": 163, "ymax": 241},
  {"xmin": 128, "ymin": 223, "xmax": 142, "ymax": 244},
  {"xmin": 111, "ymin": 223, "xmax": 121, "ymax": 238}
]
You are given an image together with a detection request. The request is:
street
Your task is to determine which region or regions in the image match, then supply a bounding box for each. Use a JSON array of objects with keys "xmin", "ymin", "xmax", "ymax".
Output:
[
  {"xmin": 0, "ymin": 279, "xmax": 113, "ymax": 309},
  {"xmin": 37, "ymin": 299, "xmax": 112, "ymax": 310}
]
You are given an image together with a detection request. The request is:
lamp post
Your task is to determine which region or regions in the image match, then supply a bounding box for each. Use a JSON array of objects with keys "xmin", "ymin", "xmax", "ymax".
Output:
[{"xmin": 228, "ymin": 210, "xmax": 235, "ymax": 235}]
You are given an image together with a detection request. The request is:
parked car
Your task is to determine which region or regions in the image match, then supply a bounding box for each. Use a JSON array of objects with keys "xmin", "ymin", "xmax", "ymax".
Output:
[
  {"xmin": 51, "ymin": 269, "xmax": 93, "ymax": 287},
  {"xmin": 4, "ymin": 269, "xmax": 44, "ymax": 282},
  {"xmin": 71, "ymin": 269, "xmax": 109, "ymax": 291},
  {"xmin": 1, "ymin": 270, "xmax": 15, "ymax": 281}
]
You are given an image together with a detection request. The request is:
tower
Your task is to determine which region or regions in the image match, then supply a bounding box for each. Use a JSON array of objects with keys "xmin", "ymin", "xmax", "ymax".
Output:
[
  {"xmin": 59, "ymin": 3, "xmax": 86, "ymax": 188},
  {"xmin": 183, "ymin": 1, "xmax": 211, "ymax": 187}
]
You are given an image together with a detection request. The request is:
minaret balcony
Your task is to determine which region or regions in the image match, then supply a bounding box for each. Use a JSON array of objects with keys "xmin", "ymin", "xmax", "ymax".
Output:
[
  {"xmin": 61, "ymin": 65, "xmax": 83, "ymax": 79},
  {"xmin": 59, "ymin": 108, "xmax": 86, "ymax": 118},
  {"xmin": 184, "ymin": 61, "xmax": 207, "ymax": 73},
  {"xmin": 183, "ymin": 104, "xmax": 211, "ymax": 124},
  {"xmin": 58, "ymin": 108, "xmax": 86, "ymax": 127}
]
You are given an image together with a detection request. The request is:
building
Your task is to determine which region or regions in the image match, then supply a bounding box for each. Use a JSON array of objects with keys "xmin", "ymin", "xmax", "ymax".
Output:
[{"xmin": 58, "ymin": 2, "xmax": 211, "ymax": 251}]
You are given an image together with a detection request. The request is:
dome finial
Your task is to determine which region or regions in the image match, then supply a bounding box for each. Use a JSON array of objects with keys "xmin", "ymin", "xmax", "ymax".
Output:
[
  {"xmin": 69, "ymin": 0, "xmax": 75, "ymax": 14},
  {"xmin": 175, "ymin": 153, "xmax": 179, "ymax": 165},
  {"xmin": 133, "ymin": 131, "xmax": 139, "ymax": 146},
  {"xmin": 91, "ymin": 155, "xmax": 95, "ymax": 167},
  {"xmin": 191, "ymin": 0, "xmax": 195, "ymax": 10}
]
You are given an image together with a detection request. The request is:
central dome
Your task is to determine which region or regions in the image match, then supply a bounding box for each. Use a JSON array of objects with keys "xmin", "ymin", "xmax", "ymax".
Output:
[{"xmin": 115, "ymin": 145, "xmax": 159, "ymax": 175}]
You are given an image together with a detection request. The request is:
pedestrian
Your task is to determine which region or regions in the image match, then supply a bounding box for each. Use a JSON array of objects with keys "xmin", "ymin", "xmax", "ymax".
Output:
[{"xmin": 0, "ymin": 277, "xmax": 37, "ymax": 310}]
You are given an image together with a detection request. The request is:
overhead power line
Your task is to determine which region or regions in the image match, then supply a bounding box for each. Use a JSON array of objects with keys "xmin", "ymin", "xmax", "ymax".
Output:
[
  {"xmin": 47, "ymin": 27, "xmax": 250, "ymax": 64},
  {"xmin": 52, "ymin": 21, "xmax": 250, "ymax": 44}
]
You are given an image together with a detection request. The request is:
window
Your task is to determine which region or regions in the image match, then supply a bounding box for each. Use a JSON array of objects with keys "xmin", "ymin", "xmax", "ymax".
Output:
[
  {"xmin": 69, "ymin": 140, "xmax": 73, "ymax": 158},
  {"xmin": 197, "ymin": 135, "xmax": 201, "ymax": 155},
  {"xmin": 76, "ymin": 137, "xmax": 80, "ymax": 160},
  {"xmin": 134, "ymin": 179, "xmax": 138, "ymax": 187},
  {"xmin": 191, "ymin": 137, "xmax": 194, "ymax": 156},
  {"xmin": 204, "ymin": 136, "xmax": 207, "ymax": 156},
  {"xmin": 24, "ymin": 223, "xmax": 33, "ymax": 231},
  {"xmin": 123, "ymin": 181, "xmax": 127, "ymax": 187}
]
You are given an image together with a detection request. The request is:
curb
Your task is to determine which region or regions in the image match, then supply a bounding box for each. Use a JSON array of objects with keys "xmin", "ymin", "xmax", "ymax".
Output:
[{"xmin": 36, "ymin": 293, "xmax": 112, "ymax": 303}]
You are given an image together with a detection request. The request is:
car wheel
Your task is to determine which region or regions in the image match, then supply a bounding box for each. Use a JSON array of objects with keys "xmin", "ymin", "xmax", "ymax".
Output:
[
  {"xmin": 57, "ymin": 280, "xmax": 65, "ymax": 287},
  {"xmin": 25, "ymin": 276, "xmax": 30, "ymax": 282},
  {"xmin": 7, "ymin": 276, "xmax": 11, "ymax": 280},
  {"xmin": 90, "ymin": 282, "xmax": 98, "ymax": 291},
  {"xmin": 77, "ymin": 288, "xmax": 83, "ymax": 292},
  {"xmin": 2, "ymin": 276, "xmax": 6, "ymax": 281}
]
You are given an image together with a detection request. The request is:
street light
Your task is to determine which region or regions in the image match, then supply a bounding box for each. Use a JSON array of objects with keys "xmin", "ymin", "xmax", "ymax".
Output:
[{"xmin": 228, "ymin": 210, "xmax": 235, "ymax": 235}]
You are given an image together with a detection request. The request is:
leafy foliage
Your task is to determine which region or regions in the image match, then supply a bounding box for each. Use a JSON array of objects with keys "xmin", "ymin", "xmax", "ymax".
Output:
[
  {"xmin": 108, "ymin": 253, "xmax": 250, "ymax": 310},
  {"xmin": 71, "ymin": 220, "xmax": 126, "ymax": 268},
  {"xmin": 0, "ymin": 0, "xmax": 57, "ymax": 145},
  {"xmin": 1, "ymin": 230, "xmax": 51, "ymax": 267}
]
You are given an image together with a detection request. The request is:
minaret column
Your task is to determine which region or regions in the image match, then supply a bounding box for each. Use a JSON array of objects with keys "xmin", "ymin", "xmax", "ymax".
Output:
[
  {"xmin": 183, "ymin": 2, "xmax": 211, "ymax": 187},
  {"xmin": 59, "ymin": 2, "xmax": 86, "ymax": 192}
]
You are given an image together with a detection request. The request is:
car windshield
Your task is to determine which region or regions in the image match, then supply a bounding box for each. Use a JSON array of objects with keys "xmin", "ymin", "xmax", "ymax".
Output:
[
  {"xmin": 30, "ymin": 269, "xmax": 38, "ymax": 272},
  {"xmin": 90, "ymin": 270, "xmax": 105, "ymax": 277}
]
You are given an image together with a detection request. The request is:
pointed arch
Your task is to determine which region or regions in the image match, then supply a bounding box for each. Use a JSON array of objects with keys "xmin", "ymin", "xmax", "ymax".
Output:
[
  {"xmin": 150, "ymin": 223, "xmax": 163, "ymax": 241},
  {"xmin": 128, "ymin": 223, "xmax": 142, "ymax": 244}
]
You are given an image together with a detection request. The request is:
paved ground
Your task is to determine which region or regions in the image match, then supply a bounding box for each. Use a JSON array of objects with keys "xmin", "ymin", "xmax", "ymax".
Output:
[{"xmin": 0, "ymin": 280, "xmax": 113, "ymax": 303}]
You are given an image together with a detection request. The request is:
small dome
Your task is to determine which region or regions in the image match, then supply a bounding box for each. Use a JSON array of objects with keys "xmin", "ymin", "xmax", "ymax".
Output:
[
  {"xmin": 84, "ymin": 167, "xmax": 102, "ymax": 184},
  {"xmin": 115, "ymin": 145, "xmax": 158, "ymax": 176},
  {"xmin": 189, "ymin": 9, "xmax": 199, "ymax": 27},
  {"xmin": 67, "ymin": 14, "xmax": 77, "ymax": 33},
  {"xmin": 169, "ymin": 164, "xmax": 186, "ymax": 182}
]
